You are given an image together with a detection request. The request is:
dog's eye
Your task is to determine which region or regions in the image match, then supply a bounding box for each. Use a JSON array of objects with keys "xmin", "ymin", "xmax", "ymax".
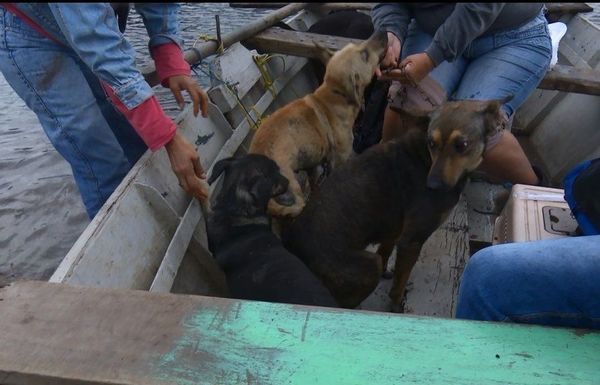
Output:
[
  {"xmin": 361, "ymin": 49, "xmax": 369, "ymax": 61},
  {"xmin": 427, "ymin": 138, "xmax": 436, "ymax": 149},
  {"xmin": 455, "ymin": 139, "xmax": 469, "ymax": 153}
]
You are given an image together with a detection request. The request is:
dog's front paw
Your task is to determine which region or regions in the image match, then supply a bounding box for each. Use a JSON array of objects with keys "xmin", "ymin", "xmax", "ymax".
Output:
[{"xmin": 381, "ymin": 270, "xmax": 393, "ymax": 279}]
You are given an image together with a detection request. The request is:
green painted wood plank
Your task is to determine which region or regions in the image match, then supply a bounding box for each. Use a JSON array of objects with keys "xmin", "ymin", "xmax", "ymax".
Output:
[
  {"xmin": 0, "ymin": 281, "xmax": 597, "ymax": 385},
  {"xmin": 157, "ymin": 301, "xmax": 599, "ymax": 385}
]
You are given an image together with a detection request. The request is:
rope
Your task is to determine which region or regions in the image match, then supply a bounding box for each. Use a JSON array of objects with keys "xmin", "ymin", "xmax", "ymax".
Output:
[
  {"xmin": 252, "ymin": 53, "xmax": 286, "ymax": 97},
  {"xmin": 193, "ymin": 33, "xmax": 224, "ymax": 56},
  {"xmin": 187, "ymin": 50, "xmax": 291, "ymax": 133},
  {"xmin": 191, "ymin": 60, "xmax": 261, "ymax": 131}
]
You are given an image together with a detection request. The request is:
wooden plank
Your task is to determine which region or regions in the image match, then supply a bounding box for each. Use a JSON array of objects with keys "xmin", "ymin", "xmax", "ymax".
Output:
[
  {"xmin": 404, "ymin": 194, "xmax": 470, "ymax": 316},
  {"xmin": 545, "ymin": 3, "xmax": 593, "ymax": 15},
  {"xmin": 248, "ymin": 28, "xmax": 600, "ymax": 96},
  {"xmin": 149, "ymin": 199, "xmax": 204, "ymax": 293},
  {"xmin": 244, "ymin": 27, "xmax": 362, "ymax": 59},
  {"xmin": 538, "ymin": 64, "xmax": 600, "ymax": 95},
  {"xmin": 0, "ymin": 281, "xmax": 598, "ymax": 385}
]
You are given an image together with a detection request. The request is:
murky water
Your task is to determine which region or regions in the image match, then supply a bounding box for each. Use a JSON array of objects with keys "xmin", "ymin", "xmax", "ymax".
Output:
[{"xmin": 0, "ymin": 3, "xmax": 270, "ymax": 283}]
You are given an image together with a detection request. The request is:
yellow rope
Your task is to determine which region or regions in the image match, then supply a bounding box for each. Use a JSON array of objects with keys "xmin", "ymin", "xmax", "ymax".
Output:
[
  {"xmin": 193, "ymin": 48, "xmax": 291, "ymax": 132},
  {"xmin": 252, "ymin": 54, "xmax": 287, "ymax": 97},
  {"xmin": 193, "ymin": 33, "xmax": 224, "ymax": 55}
]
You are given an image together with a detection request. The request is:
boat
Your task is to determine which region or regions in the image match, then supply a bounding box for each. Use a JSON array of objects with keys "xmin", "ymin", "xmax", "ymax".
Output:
[
  {"xmin": 49, "ymin": 1, "xmax": 600, "ymax": 312},
  {"xmin": 4, "ymin": 3, "xmax": 594, "ymax": 383}
]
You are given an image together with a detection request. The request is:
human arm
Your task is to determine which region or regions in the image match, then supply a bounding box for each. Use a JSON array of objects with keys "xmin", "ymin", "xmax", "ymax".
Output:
[
  {"xmin": 425, "ymin": 3, "xmax": 505, "ymax": 66},
  {"xmin": 47, "ymin": 3, "xmax": 208, "ymax": 200},
  {"xmin": 371, "ymin": 3, "xmax": 411, "ymax": 76},
  {"xmin": 134, "ymin": 3, "xmax": 208, "ymax": 118},
  {"xmin": 381, "ymin": 3, "xmax": 506, "ymax": 84}
]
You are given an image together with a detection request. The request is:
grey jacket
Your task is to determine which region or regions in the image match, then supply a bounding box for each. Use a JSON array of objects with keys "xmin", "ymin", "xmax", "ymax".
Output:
[{"xmin": 371, "ymin": 3, "xmax": 544, "ymax": 66}]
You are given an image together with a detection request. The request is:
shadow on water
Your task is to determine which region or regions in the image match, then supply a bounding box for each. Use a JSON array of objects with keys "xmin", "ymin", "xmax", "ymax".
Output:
[{"xmin": 0, "ymin": 4, "xmax": 270, "ymax": 283}]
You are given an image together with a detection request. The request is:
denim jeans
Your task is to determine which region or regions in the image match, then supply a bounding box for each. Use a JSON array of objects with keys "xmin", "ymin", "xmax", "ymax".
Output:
[
  {"xmin": 456, "ymin": 235, "xmax": 600, "ymax": 329},
  {"xmin": 399, "ymin": 12, "xmax": 552, "ymax": 119},
  {"xmin": 0, "ymin": 9, "xmax": 147, "ymax": 218}
]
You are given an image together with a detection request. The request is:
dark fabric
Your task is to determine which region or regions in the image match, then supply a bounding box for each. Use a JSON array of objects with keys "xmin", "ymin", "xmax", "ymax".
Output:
[
  {"xmin": 564, "ymin": 158, "xmax": 600, "ymax": 235},
  {"xmin": 372, "ymin": 3, "xmax": 544, "ymax": 65}
]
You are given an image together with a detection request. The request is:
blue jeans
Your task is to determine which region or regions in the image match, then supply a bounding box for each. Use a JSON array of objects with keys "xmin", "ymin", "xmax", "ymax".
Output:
[
  {"xmin": 0, "ymin": 9, "xmax": 147, "ymax": 218},
  {"xmin": 392, "ymin": 12, "xmax": 552, "ymax": 122},
  {"xmin": 456, "ymin": 236, "xmax": 600, "ymax": 329}
]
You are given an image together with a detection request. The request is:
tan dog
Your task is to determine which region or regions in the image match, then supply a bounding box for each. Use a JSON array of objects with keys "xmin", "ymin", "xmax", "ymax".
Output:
[{"xmin": 249, "ymin": 30, "xmax": 387, "ymax": 217}]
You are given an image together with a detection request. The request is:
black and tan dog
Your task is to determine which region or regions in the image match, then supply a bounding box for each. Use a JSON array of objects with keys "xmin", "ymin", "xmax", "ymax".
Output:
[
  {"xmin": 249, "ymin": 30, "xmax": 387, "ymax": 218},
  {"xmin": 206, "ymin": 154, "xmax": 338, "ymax": 307},
  {"xmin": 283, "ymin": 98, "xmax": 509, "ymax": 311}
]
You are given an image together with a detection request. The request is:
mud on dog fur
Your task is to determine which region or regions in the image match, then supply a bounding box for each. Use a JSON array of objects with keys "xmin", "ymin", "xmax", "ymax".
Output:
[
  {"xmin": 283, "ymin": 98, "xmax": 509, "ymax": 311},
  {"xmin": 206, "ymin": 154, "xmax": 338, "ymax": 307},
  {"xmin": 249, "ymin": 30, "xmax": 387, "ymax": 218}
]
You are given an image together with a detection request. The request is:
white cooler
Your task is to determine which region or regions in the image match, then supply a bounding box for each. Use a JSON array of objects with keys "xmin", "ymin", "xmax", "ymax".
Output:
[{"xmin": 492, "ymin": 184, "xmax": 579, "ymax": 244}]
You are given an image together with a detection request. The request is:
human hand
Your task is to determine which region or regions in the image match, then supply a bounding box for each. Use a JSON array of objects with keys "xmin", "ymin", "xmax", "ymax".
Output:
[
  {"xmin": 375, "ymin": 32, "xmax": 402, "ymax": 78},
  {"xmin": 399, "ymin": 52, "xmax": 435, "ymax": 84},
  {"xmin": 166, "ymin": 75, "xmax": 209, "ymax": 118},
  {"xmin": 164, "ymin": 131, "xmax": 209, "ymax": 201},
  {"xmin": 377, "ymin": 52, "xmax": 435, "ymax": 85}
]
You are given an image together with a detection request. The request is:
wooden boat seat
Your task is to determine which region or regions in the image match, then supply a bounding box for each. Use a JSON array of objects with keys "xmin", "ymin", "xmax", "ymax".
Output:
[
  {"xmin": 245, "ymin": 27, "xmax": 600, "ymax": 96},
  {"xmin": 0, "ymin": 280, "xmax": 598, "ymax": 385}
]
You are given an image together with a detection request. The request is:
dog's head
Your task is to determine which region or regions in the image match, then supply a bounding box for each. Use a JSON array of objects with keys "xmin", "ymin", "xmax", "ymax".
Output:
[
  {"xmin": 208, "ymin": 154, "xmax": 293, "ymax": 217},
  {"xmin": 408, "ymin": 97, "xmax": 512, "ymax": 190},
  {"xmin": 316, "ymin": 29, "xmax": 387, "ymax": 106}
]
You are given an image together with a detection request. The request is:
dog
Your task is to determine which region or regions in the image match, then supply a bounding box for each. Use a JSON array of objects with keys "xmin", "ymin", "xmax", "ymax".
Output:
[
  {"xmin": 306, "ymin": 10, "xmax": 391, "ymax": 154},
  {"xmin": 249, "ymin": 29, "xmax": 388, "ymax": 218},
  {"xmin": 206, "ymin": 153, "xmax": 338, "ymax": 307},
  {"xmin": 244, "ymin": 11, "xmax": 389, "ymax": 155},
  {"xmin": 283, "ymin": 98, "xmax": 509, "ymax": 311}
]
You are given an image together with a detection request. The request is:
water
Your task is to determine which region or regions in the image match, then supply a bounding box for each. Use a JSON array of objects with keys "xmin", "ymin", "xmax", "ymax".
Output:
[{"xmin": 0, "ymin": 3, "xmax": 270, "ymax": 284}]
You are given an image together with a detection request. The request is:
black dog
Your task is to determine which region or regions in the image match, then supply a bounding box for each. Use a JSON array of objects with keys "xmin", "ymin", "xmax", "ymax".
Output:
[{"xmin": 206, "ymin": 154, "xmax": 338, "ymax": 307}]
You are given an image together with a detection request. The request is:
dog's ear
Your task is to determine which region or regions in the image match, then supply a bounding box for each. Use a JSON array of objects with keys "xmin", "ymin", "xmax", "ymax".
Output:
[
  {"xmin": 402, "ymin": 107, "xmax": 434, "ymax": 130},
  {"xmin": 313, "ymin": 41, "xmax": 336, "ymax": 65},
  {"xmin": 481, "ymin": 97, "xmax": 510, "ymax": 137},
  {"xmin": 208, "ymin": 157, "xmax": 235, "ymax": 185}
]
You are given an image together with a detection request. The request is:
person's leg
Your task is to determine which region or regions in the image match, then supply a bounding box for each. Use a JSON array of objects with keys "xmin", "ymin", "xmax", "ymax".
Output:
[
  {"xmin": 456, "ymin": 235, "xmax": 600, "ymax": 329},
  {"xmin": 453, "ymin": 13, "xmax": 552, "ymax": 185},
  {"xmin": 0, "ymin": 9, "xmax": 132, "ymax": 218},
  {"xmin": 382, "ymin": 21, "xmax": 466, "ymax": 142}
]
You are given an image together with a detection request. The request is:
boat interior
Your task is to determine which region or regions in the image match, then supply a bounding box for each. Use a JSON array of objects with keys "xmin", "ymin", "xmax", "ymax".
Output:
[{"xmin": 49, "ymin": 5, "xmax": 600, "ymax": 320}]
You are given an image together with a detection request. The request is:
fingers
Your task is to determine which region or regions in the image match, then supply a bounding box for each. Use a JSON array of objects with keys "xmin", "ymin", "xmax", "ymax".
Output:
[
  {"xmin": 192, "ymin": 154, "xmax": 206, "ymax": 179},
  {"xmin": 184, "ymin": 174, "xmax": 209, "ymax": 201},
  {"xmin": 170, "ymin": 76, "xmax": 209, "ymax": 118},
  {"xmin": 165, "ymin": 132, "xmax": 209, "ymax": 201},
  {"xmin": 171, "ymin": 85, "xmax": 185, "ymax": 111},
  {"xmin": 199, "ymin": 89, "xmax": 209, "ymax": 118},
  {"xmin": 176, "ymin": 162, "xmax": 209, "ymax": 201}
]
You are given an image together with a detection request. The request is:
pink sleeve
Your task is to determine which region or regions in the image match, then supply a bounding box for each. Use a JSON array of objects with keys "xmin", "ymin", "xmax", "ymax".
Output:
[
  {"xmin": 151, "ymin": 43, "xmax": 191, "ymax": 87},
  {"xmin": 102, "ymin": 82, "xmax": 176, "ymax": 151}
]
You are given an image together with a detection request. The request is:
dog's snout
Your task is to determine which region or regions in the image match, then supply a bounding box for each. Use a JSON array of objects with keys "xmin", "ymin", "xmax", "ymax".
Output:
[
  {"xmin": 373, "ymin": 29, "xmax": 387, "ymax": 45},
  {"xmin": 367, "ymin": 30, "xmax": 387, "ymax": 48},
  {"xmin": 426, "ymin": 173, "xmax": 450, "ymax": 191}
]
